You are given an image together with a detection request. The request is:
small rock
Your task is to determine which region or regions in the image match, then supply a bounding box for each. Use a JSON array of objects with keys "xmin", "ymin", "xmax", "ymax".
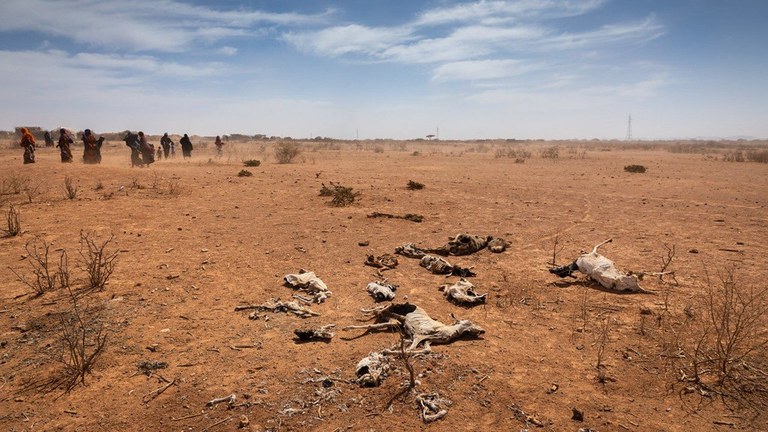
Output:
[
  {"xmin": 14, "ymin": 396, "xmax": 25, "ymax": 402},
  {"xmin": 238, "ymin": 415, "xmax": 249, "ymax": 428},
  {"xmin": 689, "ymin": 248, "xmax": 699, "ymax": 254},
  {"xmin": 572, "ymin": 407, "xmax": 584, "ymax": 421},
  {"xmin": 358, "ymin": 241, "xmax": 370, "ymax": 247}
]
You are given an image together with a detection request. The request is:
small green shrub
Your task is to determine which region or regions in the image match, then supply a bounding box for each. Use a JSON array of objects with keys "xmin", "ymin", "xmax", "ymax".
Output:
[
  {"xmin": 243, "ymin": 159, "xmax": 261, "ymax": 167},
  {"xmin": 238, "ymin": 170, "xmax": 253, "ymax": 177},
  {"xmin": 319, "ymin": 183, "xmax": 360, "ymax": 206}
]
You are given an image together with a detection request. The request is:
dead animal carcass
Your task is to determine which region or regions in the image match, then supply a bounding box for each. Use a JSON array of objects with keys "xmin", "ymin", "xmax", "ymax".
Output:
[
  {"xmin": 365, "ymin": 254, "xmax": 399, "ymax": 269},
  {"xmin": 284, "ymin": 270, "xmax": 332, "ymax": 303},
  {"xmin": 427, "ymin": 233, "xmax": 490, "ymax": 256},
  {"xmin": 549, "ymin": 239, "xmax": 659, "ymax": 292},
  {"xmin": 440, "ymin": 279, "xmax": 487, "ymax": 305},
  {"xmin": 394, "ymin": 243, "xmax": 426, "ymax": 258},
  {"xmin": 343, "ymin": 303, "xmax": 485, "ymax": 352},
  {"xmin": 420, "ymin": 254, "xmax": 476, "ymax": 277},
  {"xmin": 294, "ymin": 324, "xmax": 335, "ymax": 341},
  {"xmin": 487, "ymin": 237, "xmax": 509, "ymax": 253},
  {"xmin": 367, "ymin": 281, "xmax": 398, "ymax": 301},
  {"xmin": 355, "ymin": 351, "xmax": 390, "ymax": 387}
]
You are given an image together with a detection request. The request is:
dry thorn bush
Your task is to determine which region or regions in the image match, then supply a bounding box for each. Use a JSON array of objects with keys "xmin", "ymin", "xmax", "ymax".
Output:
[
  {"xmin": 63, "ymin": 176, "xmax": 78, "ymax": 200},
  {"xmin": 10, "ymin": 237, "xmax": 60, "ymax": 296},
  {"xmin": 79, "ymin": 231, "xmax": 119, "ymax": 292},
  {"xmin": 4, "ymin": 203, "xmax": 21, "ymax": 237},
  {"xmin": 319, "ymin": 183, "xmax": 360, "ymax": 207},
  {"xmin": 275, "ymin": 142, "xmax": 302, "ymax": 164}
]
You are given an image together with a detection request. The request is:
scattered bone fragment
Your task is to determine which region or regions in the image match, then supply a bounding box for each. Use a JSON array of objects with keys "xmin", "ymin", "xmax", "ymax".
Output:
[
  {"xmin": 294, "ymin": 324, "xmax": 335, "ymax": 341},
  {"xmin": 235, "ymin": 299, "xmax": 320, "ymax": 319},
  {"xmin": 355, "ymin": 352, "xmax": 390, "ymax": 387},
  {"xmin": 440, "ymin": 279, "xmax": 487, "ymax": 305},
  {"xmin": 420, "ymin": 255, "xmax": 476, "ymax": 277},
  {"xmin": 416, "ymin": 393, "xmax": 451, "ymax": 423},
  {"xmin": 364, "ymin": 254, "xmax": 399, "ymax": 269},
  {"xmin": 206, "ymin": 393, "xmax": 236, "ymax": 407},
  {"xmin": 284, "ymin": 269, "xmax": 332, "ymax": 303},
  {"xmin": 343, "ymin": 303, "xmax": 484, "ymax": 352},
  {"xmin": 367, "ymin": 281, "xmax": 398, "ymax": 301},
  {"xmin": 136, "ymin": 360, "xmax": 168, "ymax": 376},
  {"xmin": 549, "ymin": 239, "xmax": 672, "ymax": 292}
]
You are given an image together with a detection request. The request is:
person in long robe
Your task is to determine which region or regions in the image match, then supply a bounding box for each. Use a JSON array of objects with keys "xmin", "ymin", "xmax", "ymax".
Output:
[
  {"xmin": 160, "ymin": 133, "xmax": 172, "ymax": 159},
  {"xmin": 124, "ymin": 132, "xmax": 143, "ymax": 167},
  {"xmin": 180, "ymin": 134, "xmax": 193, "ymax": 159},
  {"xmin": 56, "ymin": 128, "xmax": 74, "ymax": 162},
  {"xmin": 82, "ymin": 129, "xmax": 99, "ymax": 164},
  {"xmin": 19, "ymin": 127, "xmax": 36, "ymax": 164},
  {"xmin": 138, "ymin": 131, "xmax": 154, "ymax": 166}
]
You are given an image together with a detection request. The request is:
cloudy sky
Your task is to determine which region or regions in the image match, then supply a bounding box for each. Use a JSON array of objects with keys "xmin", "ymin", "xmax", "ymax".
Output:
[{"xmin": 1, "ymin": 0, "xmax": 766, "ymax": 140}]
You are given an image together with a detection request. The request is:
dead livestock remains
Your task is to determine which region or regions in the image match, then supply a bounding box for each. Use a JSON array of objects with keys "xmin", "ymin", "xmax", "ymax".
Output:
[{"xmin": 549, "ymin": 239, "xmax": 672, "ymax": 292}]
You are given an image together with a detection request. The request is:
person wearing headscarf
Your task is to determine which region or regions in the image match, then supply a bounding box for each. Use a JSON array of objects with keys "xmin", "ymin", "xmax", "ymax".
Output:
[
  {"xmin": 138, "ymin": 131, "xmax": 155, "ymax": 166},
  {"xmin": 180, "ymin": 133, "xmax": 193, "ymax": 159},
  {"xmin": 82, "ymin": 129, "xmax": 99, "ymax": 164},
  {"xmin": 160, "ymin": 133, "xmax": 172, "ymax": 159},
  {"xmin": 56, "ymin": 128, "xmax": 74, "ymax": 163},
  {"xmin": 19, "ymin": 127, "xmax": 36, "ymax": 164},
  {"xmin": 44, "ymin": 130, "xmax": 54, "ymax": 147},
  {"xmin": 214, "ymin": 135, "xmax": 224, "ymax": 157}
]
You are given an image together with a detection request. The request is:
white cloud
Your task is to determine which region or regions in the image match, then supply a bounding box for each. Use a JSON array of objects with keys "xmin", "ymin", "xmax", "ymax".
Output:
[
  {"xmin": 282, "ymin": 24, "xmax": 413, "ymax": 57},
  {"xmin": 414, "ymin": 0, "xmax": 607, "ymax": 26},
  {"xmin": 218, "ymin": 46, "xmax": 238, "ymax": 56},
  {"xmin": 433, "ymin": 59, "xmax": 544, "ymax": 81},
  {"xmin": 0, "ymin": 0, "xmax": 330, "ymax": 52}
]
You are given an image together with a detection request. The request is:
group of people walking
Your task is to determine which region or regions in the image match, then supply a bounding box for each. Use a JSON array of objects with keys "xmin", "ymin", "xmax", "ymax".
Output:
[{"xmin": 18, "ymin": 129, "xmax": 195, "ymax": 166}]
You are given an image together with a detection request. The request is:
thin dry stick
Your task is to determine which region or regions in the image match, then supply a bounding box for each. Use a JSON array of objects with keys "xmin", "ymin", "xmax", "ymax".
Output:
[
  {"xmin": 202, "ymin": 416, "xmax": 233, "ymax": 432},
  {"xmin": 143, "ymin": 379, "xmax": 176, "ymax": 403}
]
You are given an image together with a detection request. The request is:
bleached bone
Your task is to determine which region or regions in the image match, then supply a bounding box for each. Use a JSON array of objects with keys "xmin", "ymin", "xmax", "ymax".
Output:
[
  {"xmin": 294, "ymin": 324, "xmax": 335, "ymax": 341},
  {"xmin": 549, "ymin": 239, "xmax": 664, "ymax": 292},
  {"xmin": 367, "ymin": 281, "xmax": 398, "ymax": 302},
  {"xmin": 426, "ymin": 233, "xmax": 490, "ymax": 256},
  {"xmin": 416, "ymin": 393, "xmax": 451, "ymax": 423},
  {"xmin": 394, "ymin": 243, "xmax": 426, "ymax": 258},
  {"xmin": 420, "ymin": 255, "xmax": 476, "ymax": 277},
  {"xmin": 235, "ymin": 298, "xmax": 320, "ymax": 319},
  {"xmin": 284, "ymin": 269, "xmax": 332, "ymax": 303},
  {"xmin": 440, "ymin": 279, "xmax": 487, "ymax": 305},
  {"xmin": 206, "ymin": 393, "xmax": 236, "ymax": 407},
  {"xmin": 343, "ymin": 303, "xmax": 484, "ymax": 352},
  {"xmin": 355, "ymin": 352, "xmax": 390, "ymax": 387}
]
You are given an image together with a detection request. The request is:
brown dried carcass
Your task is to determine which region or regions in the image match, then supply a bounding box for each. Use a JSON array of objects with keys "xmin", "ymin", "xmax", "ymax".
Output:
[
  {"xmin": 426, "ymin": 233, "xmax": 490, "ymax": 256},
  {"xmin": 343, "ymin": 303, "xmax": 484, "ymax": 352},
  {"xmin": 394, "ymin": 243, "xmax": 427, "ymax": 258},
  {"xmin": 294, "ymin": 324, "xmax": 335, "ymax": 341},
  {"xmin": 420, "ymin": 254, "xmax": 476, "ymax": 277},
  {"xmin": 440, "ymin": 279, "xmax": 487, "ymax": 305}
]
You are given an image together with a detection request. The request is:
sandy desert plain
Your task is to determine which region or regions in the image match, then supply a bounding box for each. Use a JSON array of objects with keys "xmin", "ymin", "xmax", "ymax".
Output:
[{"xmin": 0, "ymin": 137, "xmax": 766, "ymax": 432}]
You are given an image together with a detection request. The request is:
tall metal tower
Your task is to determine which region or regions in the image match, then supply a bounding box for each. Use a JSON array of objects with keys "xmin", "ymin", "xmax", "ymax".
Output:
[{"xmin": 625, "ymin": 114, "xmax": 632, "ymax": 142}]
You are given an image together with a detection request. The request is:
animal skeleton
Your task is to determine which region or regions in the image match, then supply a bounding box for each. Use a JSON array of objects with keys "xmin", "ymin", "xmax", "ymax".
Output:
[
  {"xmin": 343, "ymin": 303, "xmax": 484, "ymax": 352},
  {"xmin": 440, "ymin": 279, "xmax": 487, "ymax": 305},
  {"xmin": 427, "ymin": 233, "xmax": 489, "ymax": 256},
  {"xmin": 294, "ymin": 324, "xmax": 335, "ymax": 341},
  {"xmin": 550, "ymin": 239, "xmax": 672, "ymax": 292},
  {"xmin": 355, "ymin": 351, "xmax": 390, "ymax": 387},
  {"xmin": 234, "ymin": 299, "xmax": 320, "ymax": 319},
  {"xmin": 420, "ymin": 255, "xmax": 476, "ymax": 277}
]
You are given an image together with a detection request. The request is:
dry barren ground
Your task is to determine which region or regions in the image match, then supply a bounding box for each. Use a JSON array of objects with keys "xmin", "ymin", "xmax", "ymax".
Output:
[{"xmin": 1, "ymin": 140, "xmax": 766, "ymax": 431}]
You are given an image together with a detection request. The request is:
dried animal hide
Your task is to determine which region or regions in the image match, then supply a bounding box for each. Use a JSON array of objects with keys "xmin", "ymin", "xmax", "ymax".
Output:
[
  {"xmin": 343, "ymin": 303, "xmax": 485, "ymax": 352},
  {"xmin": 440, "ymin": 279, "xmax": 487, "ymax": 305},
  {"xmin": 364, "ymin": 254, "xmax": 399, "ymax": 269},
  {"xmin": 394, "ymin": 243, "xmax": 426, "ymax": 258},
  {"xmin": 284, "ymin": 269, "xmax": 332, "ymax": 303},
  {"xmin": 420, "ymin": 255, "xmax": 476, "ymax": 277},
  {"xmin": 427, "ymin": 233, "xmax": 490, "ymax": 256},
  {"xmin": 235, "ymin": 299, "xmax": 320, "ymax": 319},
  {"xmin": 355, "ymin": 352, "xmax": 390, "ymax": 387},
  {"xmin": 549, "ymin": 239, "xmax": 646, "ymax": 292},
  {"xmin": 416, "ymin": 393, "xmax": 451, "ymax": 423},
  {"xmin": 294, "ymin": 324, "xmax": 335, "ymax": 341},
  {"xmin": 367, "ymin": 281, "xmax": 398, "ymax": 301}
]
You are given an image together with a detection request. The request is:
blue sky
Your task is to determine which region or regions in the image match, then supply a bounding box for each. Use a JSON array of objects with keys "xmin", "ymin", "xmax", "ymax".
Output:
[{"xmin": 1, "ymin": 0, "xmax": 766, "ymax": 140}]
